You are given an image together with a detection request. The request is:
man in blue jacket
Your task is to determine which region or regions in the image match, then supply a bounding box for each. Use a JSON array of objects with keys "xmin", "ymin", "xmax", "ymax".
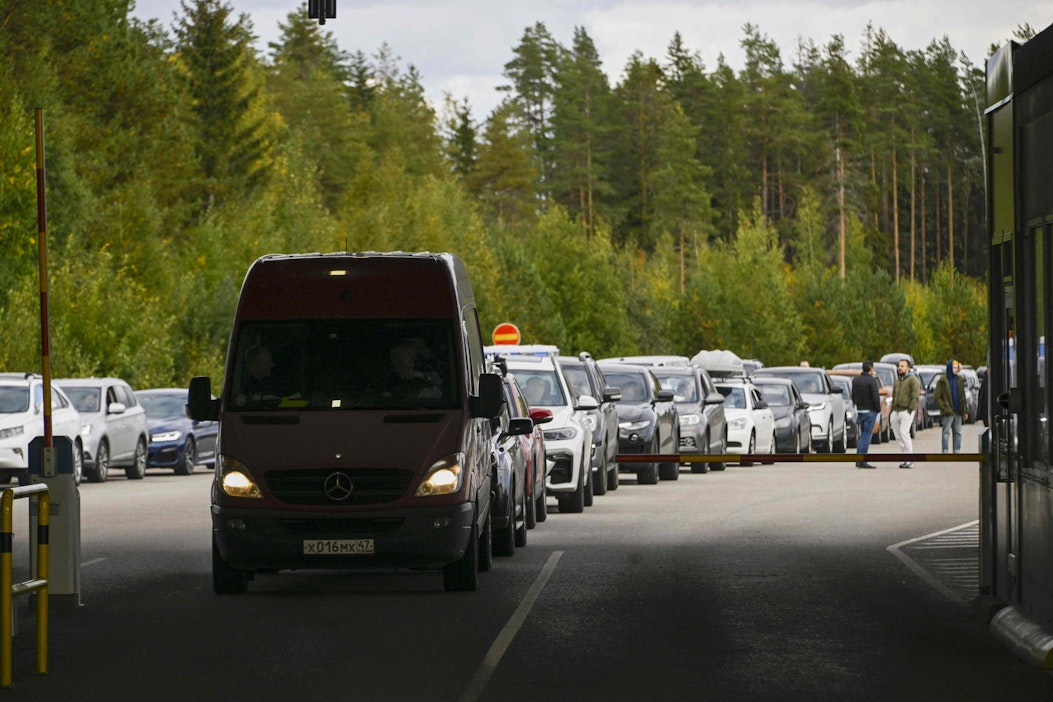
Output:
[
  {"xmin": 851, "ymin": 360, "xmax": 882, "ymax": 469},
  {"xmin": 934, "ymin": 359, "xmax": 967, "ymax": 453}
]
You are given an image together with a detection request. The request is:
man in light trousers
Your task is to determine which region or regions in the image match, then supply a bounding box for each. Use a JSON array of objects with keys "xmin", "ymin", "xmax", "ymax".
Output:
[{"xmin": 890, "ymin": 358, "xmax": 921, "ymax": 468}]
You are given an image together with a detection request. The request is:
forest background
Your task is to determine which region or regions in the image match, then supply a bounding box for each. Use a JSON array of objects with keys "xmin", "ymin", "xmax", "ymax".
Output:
[{"xmin": 0, "ymin": 0, "xmax": 1006, "ymax": 389}]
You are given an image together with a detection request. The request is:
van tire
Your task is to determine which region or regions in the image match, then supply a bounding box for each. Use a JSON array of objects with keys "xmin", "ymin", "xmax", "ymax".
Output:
[
  {"xmin": 213, "ymin": 538, "xmax": 248, "ymax": 595},
  {"xmin": 443, "ymin": 518, "xmax": 480, "ymax": 592}
]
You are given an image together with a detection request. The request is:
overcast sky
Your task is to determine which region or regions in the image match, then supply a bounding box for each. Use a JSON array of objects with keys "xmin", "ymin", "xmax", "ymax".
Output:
[{"xmin": 129, "ymin": 1, "xmax": 1052, "ymax": 119}]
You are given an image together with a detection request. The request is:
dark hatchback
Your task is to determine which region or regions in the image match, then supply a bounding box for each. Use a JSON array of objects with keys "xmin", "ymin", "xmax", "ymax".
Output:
[
  {"xmin": 597, "ymin": 362, "xmax": 679, "ymax": 485},
  {"xmin": 650, "ymin": 365, "xmax": 727, "ymax": 473},
  {"xmin": 751, "ymin": 376, "xmax": 812, "ymax": 454},
  {"xmin": 135, "ymin": 388, "xmax": 218, "ymax": 475}
]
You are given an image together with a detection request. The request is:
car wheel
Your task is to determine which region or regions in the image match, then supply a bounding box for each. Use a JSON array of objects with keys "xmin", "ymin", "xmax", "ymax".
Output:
[
  {"xmin": 659, "ymin": 433, "xmax": 680, "ymax": 480},
  {"xmin": 566, "ymin": 470, "xmax": 585, "ymax": 512},
  {"xmin": 73, "ymin": 439, "xmax": 84, "ymax": 485},
  {"xmin": 91, "ymin": 440, "xmax": 110, "ymax": 482},
  {"xmin": 444, "ymin": 514, "xmax": 480, "ymax": 591},
  {"xmin": 514, "ymin": 489, "xmax": 528, "ymax": 547},
  {"xmin": 820, "ymin": 425, "xmax": 832, "ymax": 454},
  {"xmin": 762, "ymin": 432, "xmax": 776, "ymax": 464},
  {"xmin": 793, "ymin": 431, "xmax": 801, "ymax": 455},
  {"xmin": 583, "ymin": 459, "xmax": 594, "ymax": 507},
  {"xmin": 493, "ymin": 485, "xmax": 516, "ymax": 557},
  {"xmin": 125, "ymin": 437, "xmax": 147, "ymax": 480},
  {"xmin": 176, "ymin": 437, "xmax": 196, "ymax": 476},
  {"xmin": 741, "ymin": 432, "xmax": 756, "ymax": 466},
  {"xmin": 606, "ymin": 460, "xmax": 620, "ymax": 491},
  {"xmin": 525, "ymin": 481, "xmax": 537, "ymax": 530},
  {"xmin": 213, "ymin": 537, "xmax": 249, "ymax": 595},
  {"xmin": 534, "ymin": 484, "xmax": 547, "ymax": 523},
  {"xmin": 692, "ymin": 431, "xmax": 711, "ymax": 474},
  {"xmin": 477, "ymin": 510, "xmax": 493, "ymax": 573},
  {"xmin": 592, "ymin": 451, "xmax": 608, "ymax": 496},
  {"xmin": 711, "ymin": 433, "xmax": 728, "ymax": 471}
]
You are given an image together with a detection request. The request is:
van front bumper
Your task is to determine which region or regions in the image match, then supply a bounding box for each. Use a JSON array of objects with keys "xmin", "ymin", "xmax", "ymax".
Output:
[{"xmin": 212, "ymin": 501, "xmax": 475, "ymax": 572}]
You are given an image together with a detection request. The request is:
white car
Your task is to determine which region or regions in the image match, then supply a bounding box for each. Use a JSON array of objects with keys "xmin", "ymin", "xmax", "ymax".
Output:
[
  {"xmin": 714, "ymin": 379, "xmax": 775, "ymax": 466},
  {"xmin": 0, "ymin": 373, "xmax": 83, "ymax": 484},
  {"xmin": 55, "ymin": 377, "xmax": 149, "ymax": 482},
  {"xmin": 490, "ymin": 348, "xmax": 597, "ymax": 514},
  {"xmin": 752, "ymin": 367, "xmax": 847, "ymax": 453}
]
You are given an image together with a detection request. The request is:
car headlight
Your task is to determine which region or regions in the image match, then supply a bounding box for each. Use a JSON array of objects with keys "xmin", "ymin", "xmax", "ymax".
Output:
[
  {"xmin": 416, "ymin": 454, "xmax": 463, "ymax": 496},
  {"xmin": 151, "ymin": 431, "xmax": 182, "ymax": 443},
  {"xmin": 618, "ymin": 420, "xmax": 650, "ymax": 431},
  {"xmin": 0, "ymin": 426, "xmax": 25, "ymax": 441},
  {"xmin": 80, "ymin": 424, "xmax": 93, "ymax": 437},
  {"xmin": 678, "ymin": 414, "xmax": 702, "ymax": 426},
  {"xmin": 808, "ymin": 402, "xmax": 826, "ymax": 413},
  {"xmin": 544, "ymin": 427, "xmax": 579, "ymax": 441},
  {"xmin": 219, "ymin": 455, "xmax": 262, "ymax": 499},
  {"xmin": 730, "ymin": 417, "xmax": 747, "ymax": 430}
]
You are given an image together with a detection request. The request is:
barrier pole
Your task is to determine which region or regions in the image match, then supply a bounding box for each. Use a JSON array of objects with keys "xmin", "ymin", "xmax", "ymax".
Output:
[{"xmin": 0, "ymin": 484, "xmax": 50, "ymax": 687}]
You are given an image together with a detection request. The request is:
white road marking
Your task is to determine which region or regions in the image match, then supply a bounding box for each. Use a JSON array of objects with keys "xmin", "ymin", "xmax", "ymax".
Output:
[
  {"xmin": 459, "ymin": 550, "xmax": 564, "ymax": 702},
  {"xmin": 887, "ymin": 521, "xmax": 978, "ymax": 605}
]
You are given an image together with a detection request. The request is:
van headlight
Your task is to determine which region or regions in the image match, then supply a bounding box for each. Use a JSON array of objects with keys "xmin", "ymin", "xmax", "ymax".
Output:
[
  {"xmin": 219, "ymin": 455, "xmax": 262, "ymax": 499},
  {"xmin": 416, "ymin": 454, "xmax": 463, "ymax": 496}
]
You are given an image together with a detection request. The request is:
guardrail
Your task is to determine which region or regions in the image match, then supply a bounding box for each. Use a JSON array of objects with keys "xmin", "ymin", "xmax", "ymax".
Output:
[{"xmin": 1, "ymin": 483, "xmax": 49, "ymax": 688}]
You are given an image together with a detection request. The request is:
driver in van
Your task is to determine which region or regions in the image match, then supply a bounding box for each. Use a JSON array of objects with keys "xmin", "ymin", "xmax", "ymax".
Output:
[
  {"xmin": 383, "ymin": 342, "xmax": 441, "ymax": 402},
  {"xmin": 235, "ymin": 344, "xmax": 280, "ymax": 406}
]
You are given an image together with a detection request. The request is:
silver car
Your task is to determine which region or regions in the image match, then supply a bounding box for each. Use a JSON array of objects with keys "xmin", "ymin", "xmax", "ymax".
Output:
[{"xmin": 55, "ymin": 378, "xmax": 149, "ymax": 482}]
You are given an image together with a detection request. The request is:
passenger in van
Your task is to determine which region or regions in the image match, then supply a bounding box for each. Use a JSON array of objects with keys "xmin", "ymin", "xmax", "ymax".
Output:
[{"xmin": 382, "ymin": 342, "xmax": 442, "ymax": 403}]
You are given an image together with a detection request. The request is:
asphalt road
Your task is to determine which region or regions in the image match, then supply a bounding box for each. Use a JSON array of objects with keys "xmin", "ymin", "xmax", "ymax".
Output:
[{"xmin": 8, "ymin": 421, "xmax": 1053, "ymax": 700}]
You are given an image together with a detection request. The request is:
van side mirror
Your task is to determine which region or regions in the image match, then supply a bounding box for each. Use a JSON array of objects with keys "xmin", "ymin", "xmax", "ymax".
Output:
[
  {"xmin": 187, "ymin": 376, "xmax": 220, "ymax": 421},
  {"xmin": 471, "ymin": 373, "xmax": 504, "ymax": 418}
]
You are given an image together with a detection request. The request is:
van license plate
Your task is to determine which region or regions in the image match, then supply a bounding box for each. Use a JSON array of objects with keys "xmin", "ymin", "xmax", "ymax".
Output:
[{"xmin": 303, "ymin": 539, "xmax": 374, "ymax": 555}]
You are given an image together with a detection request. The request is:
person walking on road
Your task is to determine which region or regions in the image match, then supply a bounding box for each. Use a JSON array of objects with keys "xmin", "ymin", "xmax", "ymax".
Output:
[
  {"xmin": 934, "ymin": 359, "xmax": 967, "ymax": 452},
  {"xmin": 890, "ymin": 358, "xmax": 921, "ymax": 468},
  {"xmin": 851, "ymin": 360, "xmax": 882, "ymax": 469}
]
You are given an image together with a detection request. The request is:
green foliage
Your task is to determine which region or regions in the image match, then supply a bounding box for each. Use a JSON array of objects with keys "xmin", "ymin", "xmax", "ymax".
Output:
[{"xmin": 0, "ymin": 6, "xmax": 991, "ymax": 388}]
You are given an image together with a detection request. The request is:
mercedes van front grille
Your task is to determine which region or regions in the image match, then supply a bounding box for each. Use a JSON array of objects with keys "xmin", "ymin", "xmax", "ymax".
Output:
[{"xmin": 266, "ymin": 468, "xmax": 414, "ymax": 505}]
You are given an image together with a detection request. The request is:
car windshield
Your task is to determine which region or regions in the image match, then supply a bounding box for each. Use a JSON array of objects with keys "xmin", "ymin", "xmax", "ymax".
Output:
[
  {"xmin": 758, "ymin": 384, "xmax": 791, "ymax": 406},
  {"xmin": 780, "ymin": 373, "xmax": 823, "ymax": 394},
  {"xmin": 604, "ymin": 372, "xmax": 650, "ymax": 403},
  {"xmin": 655, "ymin": 373, "xmax": 698, "ymax": 402},
  {"xmin": 875, "ymin": 367, "xmax": 896, "ymax": 387},
  {"xmin": 229, "ymin": 319, "xmax": 459, "ymax": 411},
  {"xmin": 717, "ymin": 385, "xmax": 746, "ymax": 409},
  {"xmin": 559, "ymin": 365, "xmax": 592, "ymax": 400},
  {"xmin": 516, "ymin": 369, "xmax": 567, "ymax": 407},
  {"xmin": 63, "ymin": 387, "xmax": 102, "ymax": 413},
  {"xmin": 138, "ymin": 393, "xmax": 187, "ymax": 418},
  {"xmin": 0, "ymin": 387, "xmax": 30, "ymax": 413}
]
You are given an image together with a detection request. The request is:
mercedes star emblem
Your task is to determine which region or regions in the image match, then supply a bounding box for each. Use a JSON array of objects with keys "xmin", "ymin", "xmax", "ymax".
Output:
[{"xmin": 324, "ymin": 472, "xmax": 354, "ymax": 501}]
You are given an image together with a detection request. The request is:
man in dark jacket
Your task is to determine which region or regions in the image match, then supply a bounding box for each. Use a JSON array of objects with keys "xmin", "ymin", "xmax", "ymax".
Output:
[
  {"xmin": 851, "ymin": 360, "xmax": 882, "ymax": 469},
  {"xmin": 934, "ymin": 359, "xmax": 966, "ymax": 452}
]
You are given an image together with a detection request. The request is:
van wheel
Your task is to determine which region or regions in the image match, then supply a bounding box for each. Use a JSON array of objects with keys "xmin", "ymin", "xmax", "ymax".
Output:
[
  {"xmin": 443, "ymin": 518, "xmax": 480, "ymax": 592},
  {"xmin": 213, "ymin": 538, "xmax": 248, "ymax": 595},
  {"xmin": 125, "ymin": 437, "xmax": 147, "ymax": 480}
]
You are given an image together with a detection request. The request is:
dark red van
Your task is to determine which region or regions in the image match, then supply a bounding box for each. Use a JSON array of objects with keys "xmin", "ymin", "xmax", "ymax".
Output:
[{"xmin": 187, "ymin": 252, "xmax": 503, "ymax": 592}]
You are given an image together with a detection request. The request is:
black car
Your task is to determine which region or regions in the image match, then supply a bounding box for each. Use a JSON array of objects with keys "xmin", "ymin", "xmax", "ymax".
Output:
[
  {"xmin": 650, "ymin": 365, "xmax": 727, "ymax": 473},
  {"xmin": 488, "ymin": 366, "xmax": 536, "ymax": 557},
  {"xmin": 558, "ymin": 353, "xmax": 621, "ymax": 495},
  {"xmin": 751, "ymin": 376, "xmax": 812, "ymax": 454},
  {"xmin": 597, "ymin": 362, "xmax": 679, "ymax": 484},
  {"xmin": 828, "ymin": 375, "xmax": 861, "ymax": 449},
  {"xmin": 135, "ymin": 388, "xmax": 219, "ymax": 475}
]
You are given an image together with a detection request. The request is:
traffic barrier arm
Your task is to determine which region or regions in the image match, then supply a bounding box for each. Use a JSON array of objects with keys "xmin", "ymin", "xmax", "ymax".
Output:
[
  {"xmin": 1, "ymin": 483, "xmax": 49, "ymax": 688},
  {"xmin": 616, "ymin": 453, "xmax": 985, "ymax": 464}
]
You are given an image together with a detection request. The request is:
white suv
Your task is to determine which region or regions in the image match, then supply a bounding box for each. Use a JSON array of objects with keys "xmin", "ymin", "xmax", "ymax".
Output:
[
  {"xmin": 487, "ymin": 347, "xmax": 597, "ymax": 513},
  {"xmin": 55, "ymin": 378, "xmax": 149, "ymax": 481},
  {"xmin": 0, "ymin": 373, "xmax": 83, "ymax": 484}
]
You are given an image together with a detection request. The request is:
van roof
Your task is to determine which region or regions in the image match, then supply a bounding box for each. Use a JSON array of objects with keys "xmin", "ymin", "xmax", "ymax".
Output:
[{"xmin": 236, "ymin": 252, "xmax": 467, "ymax": 320}]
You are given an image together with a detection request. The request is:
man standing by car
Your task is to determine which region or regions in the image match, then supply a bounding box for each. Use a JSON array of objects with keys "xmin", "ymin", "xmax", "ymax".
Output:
[
  {"xmin": 934, "ymin": 359, "xmax": 967, "ymax": 452},
  {"xmin": 851, "ymin": 361, "xmax": 882, "ymax": 469},
  {"xmin": 891, "ymin": 358, "xmax": 921, "ymax": 468}
]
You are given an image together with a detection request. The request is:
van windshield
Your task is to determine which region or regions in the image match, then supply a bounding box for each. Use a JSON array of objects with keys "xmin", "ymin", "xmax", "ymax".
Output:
[{"xmin": 228, "ymin": 319, "xmax": 459, "ymax": 411}]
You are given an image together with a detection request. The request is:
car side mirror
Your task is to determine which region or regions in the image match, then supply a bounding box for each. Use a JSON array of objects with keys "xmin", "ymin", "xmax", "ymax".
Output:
[
  {"xmin": 755, "ymin": 399, "xmax": 769, "ymax": 409},
  {"xmin": 705, "ymin": 391, "xmax": 725, "ymax": 405},
  {"xmin": 108, "ymin": 401, "xmax": 127, "ymax": 415},
  {"xmin": 504, "ymin": 417, "xmax": 534, "ymax": 438},
  {"xmin": 530, "ymin": 407, "xmax": 553, "ymax": 425},
  {"xmin": 576, "ymin": 394, "xmax": 599, "ymax": 411},
  {"xmin": 603, "ymin": 386, "xmax": 622, "ymax": 402},
  {"xmin": 656, "ymin": 389, "xmax": 675, "ymax": 402}
]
